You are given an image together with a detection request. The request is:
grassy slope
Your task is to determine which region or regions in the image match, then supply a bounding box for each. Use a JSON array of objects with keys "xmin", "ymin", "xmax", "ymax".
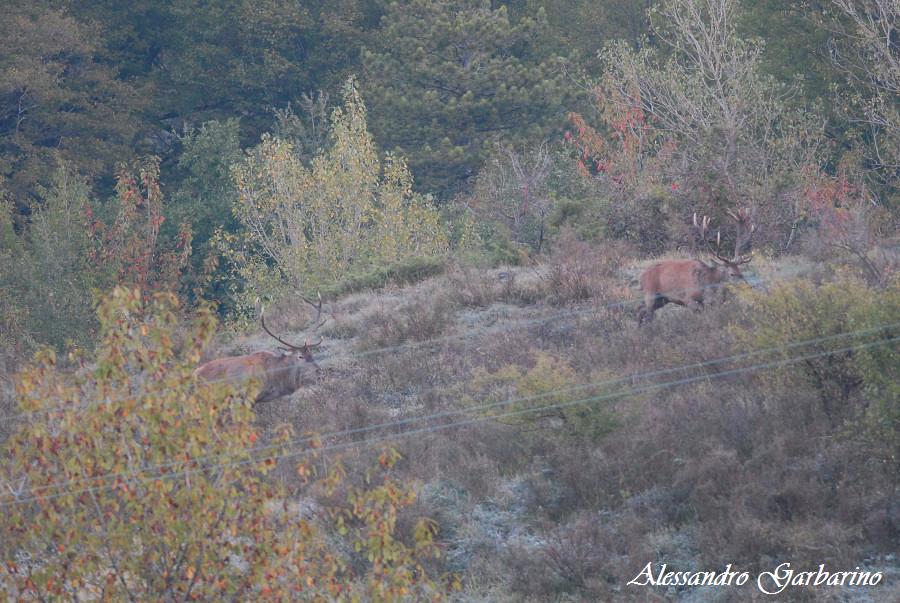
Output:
[{"xmin": 225, "ymin": 253, "xmax": 899, "ymax": 601}]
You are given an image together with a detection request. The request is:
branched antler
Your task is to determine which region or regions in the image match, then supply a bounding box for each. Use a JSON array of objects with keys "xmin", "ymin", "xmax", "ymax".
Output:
[
  {"xmin": 260, "ymin": 292, "xmax": 326, "ymax": 350},
  {"xmin": 689, "ymin": 212, "xmax": 714, "ymax": 256}
]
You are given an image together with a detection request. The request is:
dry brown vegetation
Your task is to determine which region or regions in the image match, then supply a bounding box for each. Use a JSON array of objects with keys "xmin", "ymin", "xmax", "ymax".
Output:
[
  {"xmin": 211, "ymin": 252, "xmax": 900, "ymax": 601},
  {"xmin": 4, "ymin": 246, "xmax": 898, "ymax": 600}
]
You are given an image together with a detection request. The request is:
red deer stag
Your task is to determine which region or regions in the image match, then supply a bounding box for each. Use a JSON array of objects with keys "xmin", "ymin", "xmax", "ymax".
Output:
[
  {"xmin": 194, "ymin": 295, "xmax": 326, "ymax": 403},
  {"xmin": 636, "ymin": 209, "xmax": 754, "ymax": 325}
]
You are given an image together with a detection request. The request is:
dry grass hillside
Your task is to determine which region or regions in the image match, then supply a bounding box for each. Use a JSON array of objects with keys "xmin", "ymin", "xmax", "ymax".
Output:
[{"xmin": 206, "ymin": 248, "xmax": 900, "ymax": 602}]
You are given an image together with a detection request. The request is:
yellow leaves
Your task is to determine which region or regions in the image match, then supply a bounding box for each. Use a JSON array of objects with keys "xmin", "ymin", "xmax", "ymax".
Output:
[
  {"xmin": 221, "ymin": 77, "xmax": 451, "ymax": 309},
  {"xmin": 296, "ymin": 462, "xmax": 313, "ymax": 483},
  {"xmin": 377, "ymin": 447, "xmax": 401, "ymax": 470}
]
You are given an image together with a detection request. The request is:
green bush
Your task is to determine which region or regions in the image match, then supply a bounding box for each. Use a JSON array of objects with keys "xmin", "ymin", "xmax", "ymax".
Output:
[
  {"xmin": 464, "ymin": 353, "xmax": 619, "ymax": 459},
  {"xmin": 319, "ymin": 256, "xmax": 446, "ymax": 298},
  {"xmin": 1, "ymin": 167, "xmax": 100, "ymax": 351},
  {"xmin": 731, "ymin": 275, "xmax": 900, "ymax": 461}
]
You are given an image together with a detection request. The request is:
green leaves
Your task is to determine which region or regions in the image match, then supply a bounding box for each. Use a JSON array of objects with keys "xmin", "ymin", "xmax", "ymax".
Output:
[
  {"xmin": 363, "ymin": 0, "xmax": 574, "ymax": 197},
  {"xmin": 221, "ymin": 78, "xmax": 454, "ymax": 312},
  {"xmin": 0, "ymin": 2, "xmax": 143, "ymax": 201},
  {"xmin": 731, "ymin": 275, "xmax": 900, "ymax": 461}
]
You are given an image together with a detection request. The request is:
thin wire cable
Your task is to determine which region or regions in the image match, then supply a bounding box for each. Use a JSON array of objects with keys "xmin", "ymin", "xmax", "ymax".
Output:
[
  {"xmin": 10, "ymin": 334, "xmax": 897, "ymax": 507},
  {"xmin": 9, "ymin": 320, "xmax": 897, "ymax": 502},
  {"xmin": 0, "ymin": 276, "xmax": 772, "ymax": 424},
  {"xmin": 3, "ymin": 333, "xmax": 896, "ymax": 508}
]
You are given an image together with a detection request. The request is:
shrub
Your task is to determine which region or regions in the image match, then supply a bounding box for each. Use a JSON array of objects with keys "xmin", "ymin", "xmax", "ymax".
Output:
[
  {"xmin": 220, "ymin": 78, "xmax": 461, "ymax": 313},
  {"xmin": 359, "ymin": 295, "xmax": 456, "ymax": 350},
  {"xmin": 541, "ymin": 229, "xmax": 632, "ymax": 305},
  {"xmin": 441, "ymin": 261, "xmax": 540, "ymax": 308},
  {"xmin": 731, "ymin": 276, "xmax": 900, "ymax": 460},
  {"xmin": 849, "ymin": 277, "xmax": 900, "ymax": 466},
  {"xmin": 0, "ymin": 287, "xmax": 450, "ymax": 600},
  {"xmin": 320, "ymin": 256, "xmax": 446, "ymax": 299},
  {"xmin": 465, "ymin": 353, "xmax": 619, "ymax": 450}
]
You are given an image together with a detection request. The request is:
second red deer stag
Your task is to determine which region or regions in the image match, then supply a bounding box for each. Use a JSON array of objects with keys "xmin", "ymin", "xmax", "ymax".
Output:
[
  {"xmin": 636, "ymin": 209, "xmax": 754, "ymax": 325},
  {"xmin": 194, "ymin": 295, "xmax": 326, "ymax": 403}
]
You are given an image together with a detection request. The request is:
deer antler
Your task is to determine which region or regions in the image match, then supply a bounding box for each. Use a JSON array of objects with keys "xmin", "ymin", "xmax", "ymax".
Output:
[
  {"xmin": 689, "ymin": 212, "xmax": 714, "ymax": 256},
  {"xmin": 727, "ymin": 207, "xmax": 755, "ymax": 263},
  {"xmin": 259, "ymin": 293, "xmax": 327, "ymax": 351},
  {"xmin": 261, "ymin": 307, "xmax": 308, "ymax": 351},
  {"xmin": 298, "ymin": 292, "xmax": 326, "ymax": 348}
]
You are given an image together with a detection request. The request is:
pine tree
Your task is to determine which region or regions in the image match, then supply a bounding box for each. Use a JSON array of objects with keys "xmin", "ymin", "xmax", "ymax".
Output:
[{"xmin": 363, "ymin": 0, "xmax": 573, "ymax": 198}]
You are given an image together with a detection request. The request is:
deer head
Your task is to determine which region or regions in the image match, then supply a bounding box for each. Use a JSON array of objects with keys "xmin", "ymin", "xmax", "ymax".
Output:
[{"xmin": 260, "ymin": 293, "xmax": 326, "ymax": 366}]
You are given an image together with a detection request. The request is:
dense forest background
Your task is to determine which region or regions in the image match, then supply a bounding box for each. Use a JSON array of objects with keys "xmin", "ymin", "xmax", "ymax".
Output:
[
  {"xmin": 2, "ymin": 0, "xmax": 898, "ymax": 351},
  {"xmin": 1, "ymin": 0, "xmax": 899, "ymax": 600}
]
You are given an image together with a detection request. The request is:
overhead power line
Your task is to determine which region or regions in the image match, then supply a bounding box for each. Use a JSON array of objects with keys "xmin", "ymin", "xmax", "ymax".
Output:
[
  {"xmin": 2, "ymin": 330, "xmax": 896, "ymax": 508},
  {"xmin": 1, "ymin": 277, "xmax": 771, "ymax": 424}
]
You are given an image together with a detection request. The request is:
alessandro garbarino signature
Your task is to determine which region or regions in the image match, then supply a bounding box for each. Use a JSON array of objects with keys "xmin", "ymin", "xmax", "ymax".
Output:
[{"xmin": 627, "ymin": 562, "xmax": 883, "ymax": 595}]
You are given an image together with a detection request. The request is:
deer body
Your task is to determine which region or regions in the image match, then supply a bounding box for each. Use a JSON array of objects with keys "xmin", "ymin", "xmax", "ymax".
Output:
[
  {"xmin": 195, "ymin": 295, "xmax": 325, "ymax": 403},
  {"xmin": 194, "ymin": 350, "xmax": 319, "ymax": 403},
  {"xmin": 636, "ymin": 208, "xmax": 754, "ymax": 325},
  {"xmin": 636, "ymin": 259, "xmax": 741, "ymax": 324}
]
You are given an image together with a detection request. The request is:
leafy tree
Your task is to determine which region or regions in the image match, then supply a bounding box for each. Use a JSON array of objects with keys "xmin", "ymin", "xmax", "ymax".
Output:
[
  {"xmin": 467, "ymin": 141, "xmax": 592, "ymax": 253},
  {"xmin": 269, "ymin": 92, "xmax": 333, "ymax": 165},
  {"xmin": 4, "ymin": 167, "xmax": 99, "ymax": 352},
  {"xmin": 88, "ymin": 157, "xmax": 192, "ymax": 299},
  {"xmin": 828, "ymin": 0, "xmax": 900, "ymax": 210},
  {"xmin": 0, "ymin": 1, "xmax": 142, "ymax": 203},
  {"xmin": 70, "ymin": 0, "xmax": 380, "ymax": 136},
  {"xmin": 220, "ymin": 79, "xmax": 455, "ymax": 311},
  {"xmin": 737, "ymin": 0, "xmax": 836, "ymax": 99},
  {"xmin": 362, "ymin": 0, "xmax": 574, "ymax": 197},
  {"xmin": 0, "ymin": 287, "xmax": 450, "ymax": 600},
  {"xmin": 734, "ymin": 1, "xmax": 855, "ymax": 181},
  {"xmin": 521, "ymin": 0, "xmax": 654, "ymax": 68},
  {"xmin": 168, "ymin": 119, "xmax": 243, "ymax": 303},
  {"xmin": 0, "ymin": 182, "xmax": 28, "ymax": 356},
  {"xmin": 568, "ymin": 0, "xmax": 826, "ymax": 250},
  {"xmin": 0, "ymin": 159, "xmax": 191, "ymax": 354}
]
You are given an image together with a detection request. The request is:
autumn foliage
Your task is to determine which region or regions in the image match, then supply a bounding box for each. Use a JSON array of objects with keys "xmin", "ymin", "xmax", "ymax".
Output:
[
  {"xmin": 219, "ymin": 79, "xmax": 459, "ymax": 311},
  {"xmin": 89, "ymin": 158, "xmax": 193, "ymax": 297},
  {"xmin": 0, "ymin": 288, "xmax": 452, "ymax": 601}
]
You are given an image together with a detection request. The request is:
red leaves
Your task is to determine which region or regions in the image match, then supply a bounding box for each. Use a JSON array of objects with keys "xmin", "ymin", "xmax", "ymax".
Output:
[
  {"xmin": 567, "ymin": 83, "xmax": 674, "ymax": 193},
  {"xmin": 89, "ymin": 158, "xmax": 192, "ymax": 300},
  {"xmin": 801, "ymin": 166, "xmax": 862, "ymax": 241}
]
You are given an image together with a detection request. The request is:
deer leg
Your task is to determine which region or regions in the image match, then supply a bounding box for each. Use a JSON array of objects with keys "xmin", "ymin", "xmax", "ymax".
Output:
[
  {"xmin": 638, "ymin": 295, "xmax": 661, "ymax": 325},
  {"xmin": 717, "ymin": 286, "xmax": 727, "ymax": 305},
  {"xmin": 636, "ymin": 303, "xmax": 646, "ymax": 325},
  {"xmin": 684, "ymin": 293, "xmax": 703, "ymax": 313}
]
